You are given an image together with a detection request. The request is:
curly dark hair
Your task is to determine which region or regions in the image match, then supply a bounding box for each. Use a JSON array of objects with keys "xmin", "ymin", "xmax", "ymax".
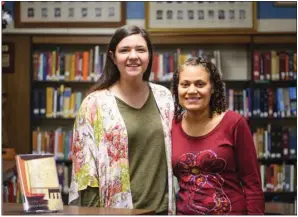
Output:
[{"xmin": 172, "ymin": 57, "xmax": 226, "ymax": 123}]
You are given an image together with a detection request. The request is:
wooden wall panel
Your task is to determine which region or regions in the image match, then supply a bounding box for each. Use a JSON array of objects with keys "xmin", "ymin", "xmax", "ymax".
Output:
[{"xmin": 2, "ymin": 35, "xmax": 31, "ymax": 154}]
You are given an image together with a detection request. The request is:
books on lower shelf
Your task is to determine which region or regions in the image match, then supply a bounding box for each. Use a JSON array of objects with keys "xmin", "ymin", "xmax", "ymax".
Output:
[
  {"xmin": 226, "ymin": 87, "xmax": 297, "ymax": 119},
  {"xmin": 32, "ymin": 86, "xmax": 83, "ymax": 118},
  {"xmin": 15, "ymin": 154, "xmax": 63, "ymax": 213},
  {"xmin": 32, "ymin": 128, "xmax": 72, "ymax": 160},
  {"xmin": 253, "ymin": 126, "xmax": 297, "ymax": 160},
  {"xmin": 260, "ymin": 164, "xmax": 296, "ymax": 193}
]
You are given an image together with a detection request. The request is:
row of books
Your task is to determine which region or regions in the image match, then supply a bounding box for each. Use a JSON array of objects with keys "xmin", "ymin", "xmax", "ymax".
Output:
[
  {"xmin": 32, "ymin": 128, "xmax": 73, "ymax": 160},
  {"xmin": 260, "ymin": 164, "xmax": 296, "ymax": 193},
  {"xmin": 32, "ymin": 48, "xmax": 297, "ymax": 82},
  {"xmin": 253, "ymin": 50, "xmax": 297, "ymax": 81},
  {"xmin": 226, "ymin": 87, "xmax": 297, "ymax": 118},
  {"xmin": 32, "ymin": 86, "xmax": 297, "ymax": 120},
  {"xmin": 253, "ymin": 126, "xmax": 296, "ymax": 160},
  {"xmin": 33, "ymin": 86, "xmax": 84, "ymax": 118},
  {"xmin": 150, "ymin": 49, "xmax": 221, "ymax": 81},
  {"xmin": 32, "ymin": 48, "xmax": 222, "ymax": 82},
  {"xmin": 33, "ymin": 47, "xmax": 107, "ymax": 82}
]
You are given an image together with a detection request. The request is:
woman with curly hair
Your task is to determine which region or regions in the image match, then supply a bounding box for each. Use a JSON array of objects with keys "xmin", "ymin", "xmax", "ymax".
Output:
[{"xmin": 171, "ymin": 57, "xmax": 264, "ymax": 215}]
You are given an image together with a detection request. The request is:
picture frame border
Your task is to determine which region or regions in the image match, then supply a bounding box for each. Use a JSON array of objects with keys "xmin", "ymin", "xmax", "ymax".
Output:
[
  {"xmin": 14, "ymin": 2, "xmax": 126, "ymax": 28},
  {"xmin": 145, "ymin": 2, "xmax": 258, "ymax": 33},
  {"xmin": 274, "ymin": 1, "xmax": 297, "ymax": 7}
]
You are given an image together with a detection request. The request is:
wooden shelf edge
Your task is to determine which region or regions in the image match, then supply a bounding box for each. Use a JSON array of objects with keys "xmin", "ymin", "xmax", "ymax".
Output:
[
  {"xmin": 32, "ymin": 80, "xmax": 95, "ymax": 83},
  {"xmin": 259, "ymin": 158, "xmax": 297, "ymax": 164},
  {"xmin": 264, "ymin": 191, "xmax": 297, "ymax": 195},
  {"xmin": 29, "ymin": 32, "xmax": 296, "ymax": 45},
  {"xmin": 151, "ymin": 35, "xmax": 251, "ymax": 44},
  {"xmin": 32, "ymin": 35, "xmax": 112, "ymax": 44},
  {"xmin": 149, "ymin": 31, "xmax": 296, "ymax": 36},
  {"xmin": 32, "ymin": 118, "xmax": 75, "ymax": 121},
  {"xmin": 249, "ymin": 117, "xmax": 297, "ymax": 119},
  {"xmin": 56, "ymin": 159, "xmax": 72, "ymax": 164},
  {"xmin": 4, "ymin": 31, "xmax": 295, "ymax": 36},
  {"xmin": 253, "ymin": 35, "xmax": 297, "ymax": 44}
]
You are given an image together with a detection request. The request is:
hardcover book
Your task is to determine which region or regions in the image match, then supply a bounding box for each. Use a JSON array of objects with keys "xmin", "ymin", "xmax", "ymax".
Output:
[{"xmin": 15, "ymin": 154, "xmax": 63, "ymax": 213}]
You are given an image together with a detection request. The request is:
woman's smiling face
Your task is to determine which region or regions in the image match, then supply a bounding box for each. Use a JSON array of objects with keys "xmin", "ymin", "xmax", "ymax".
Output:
[
  {"xmin": 178, "ymin": 65, "xmax": 213, "ymax": 113},
  {"xmin": 112, "ymin": 34, "xmax": 149, "ymax": 80}
]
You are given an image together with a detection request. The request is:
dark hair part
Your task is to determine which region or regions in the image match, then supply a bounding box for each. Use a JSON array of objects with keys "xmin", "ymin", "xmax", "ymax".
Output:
[
  {"xmin": 87, "ymin": 25, "xmax": 153, "ymax": 94},
  {"xmin": 172, "ymin": 57, "xmax": 226, "ymax": 123}
]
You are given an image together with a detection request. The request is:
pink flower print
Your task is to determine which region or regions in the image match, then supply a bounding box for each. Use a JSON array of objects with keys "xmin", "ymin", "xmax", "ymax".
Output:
[
  {"xmin": 106, "ymin": 125, "xmax": 125, "ymax": 165},
  {"xmin": 196, "ymin": 150, "xmax": 226, "ymax": 174},
  {"xmin": 175, "ymin": 150, "xmax": 231, "ymax": 215},
  {"xmin": 211, "ymin": 192, "xmax": 231, "ymax": 214}
]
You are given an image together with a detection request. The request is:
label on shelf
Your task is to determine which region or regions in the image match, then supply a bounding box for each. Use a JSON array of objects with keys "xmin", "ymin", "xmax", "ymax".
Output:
[{"xmin": 283, "ymin": 148, "xmax": 288, "ymax": 156}]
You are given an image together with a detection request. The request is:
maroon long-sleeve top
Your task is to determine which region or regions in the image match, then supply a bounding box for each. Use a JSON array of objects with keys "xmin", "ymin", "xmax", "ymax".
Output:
[{"xmin": 172, "ymin": 110, "xmax": 264, "ymax": 215}]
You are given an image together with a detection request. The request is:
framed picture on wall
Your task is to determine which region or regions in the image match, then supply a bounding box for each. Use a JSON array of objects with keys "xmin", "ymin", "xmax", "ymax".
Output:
[
  {"xmin": 145, "ymin": 2, "xmax": 257, "ymax": 33},
  {"xmin": 15, "ymin": 2, "xmax": 126, "ymax": 28}
]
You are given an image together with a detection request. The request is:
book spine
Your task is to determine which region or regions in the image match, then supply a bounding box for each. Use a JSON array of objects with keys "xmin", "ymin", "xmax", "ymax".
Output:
[{"xmin": 253, "ymin": 51, "xmax": 261, "ymax": 80}]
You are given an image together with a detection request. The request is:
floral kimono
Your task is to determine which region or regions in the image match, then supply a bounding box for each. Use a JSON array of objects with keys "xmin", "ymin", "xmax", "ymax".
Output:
[{"xmin": 68, "ymin": 82, "xmax": 176, "ymax": 214}]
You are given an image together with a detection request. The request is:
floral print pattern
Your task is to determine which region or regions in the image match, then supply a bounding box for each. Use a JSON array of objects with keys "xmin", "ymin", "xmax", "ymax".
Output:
[
  {"xmin": 68, "ymin": 83, "xmax": 175, "ymax": 214},
  {"xmin": 175, "ymin": 150, "xmax": 231, "ymax": 215}
]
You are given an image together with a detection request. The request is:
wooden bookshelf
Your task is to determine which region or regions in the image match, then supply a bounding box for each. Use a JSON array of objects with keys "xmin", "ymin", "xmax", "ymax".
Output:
[{"xmin": 25, "ymin": 32, "xmax": 296, "ymax": 205}]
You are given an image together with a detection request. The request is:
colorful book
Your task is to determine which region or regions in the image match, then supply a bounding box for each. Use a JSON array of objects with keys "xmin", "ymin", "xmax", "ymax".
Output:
[{"xmin": 15, "ymin": 154, "xmax": 63, "ymax": 213}]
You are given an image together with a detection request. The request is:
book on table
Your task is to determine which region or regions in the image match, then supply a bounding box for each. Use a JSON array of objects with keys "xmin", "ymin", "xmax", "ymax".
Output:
[{"xmin": 15, "ymin": 154, "xmax": 63, "ymax": 213}]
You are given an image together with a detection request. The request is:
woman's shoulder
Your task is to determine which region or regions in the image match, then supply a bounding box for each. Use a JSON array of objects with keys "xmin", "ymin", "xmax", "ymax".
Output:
[
  {"xmin": 225, "ymin": 110, "xmax": 242, "ymax": 118},
  {"xmin": 223, "ymin": 110, "xmax": 247, "ymax": 126},
  {"xmin": 85, "ymin": 89, "xmax": 108, "ymax": 97},
  {"xmin": 81, "ymin": 89, "xmax": 112, "ymax": 107}
]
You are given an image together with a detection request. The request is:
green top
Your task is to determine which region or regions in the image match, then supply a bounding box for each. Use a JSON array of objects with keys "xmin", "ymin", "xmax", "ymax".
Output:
[{"xmin": 71, "ymin": 88, "xmax": 168, "ymax": 213}]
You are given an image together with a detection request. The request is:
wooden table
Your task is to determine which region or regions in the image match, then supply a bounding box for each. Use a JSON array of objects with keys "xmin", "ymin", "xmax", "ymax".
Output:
[
  {"xmin": 2, "ymin": 203, "xmax": 155, "ymax": 215},
  {"xmin": 3, "ymin": 202, "xmax": 296, "ymax": 215}
]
